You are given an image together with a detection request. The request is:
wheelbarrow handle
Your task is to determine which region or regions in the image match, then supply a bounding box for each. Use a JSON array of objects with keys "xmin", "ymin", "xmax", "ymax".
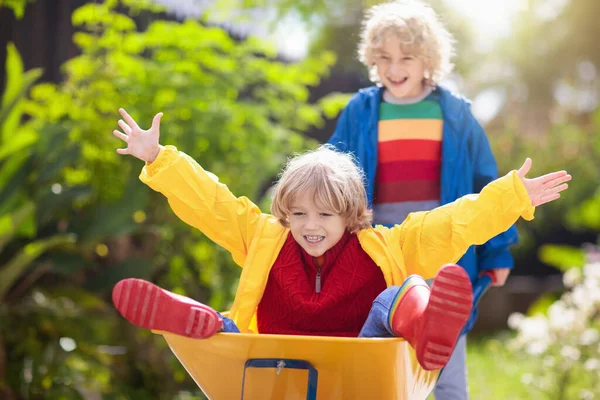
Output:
[{"xmin": 472, "ymin": 271, "xmax": 495, "ymax": 307}]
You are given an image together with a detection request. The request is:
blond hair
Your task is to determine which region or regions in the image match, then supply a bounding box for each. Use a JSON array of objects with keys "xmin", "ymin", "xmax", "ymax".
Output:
[
  {"xmin": 270, "ymin": 145, "xmax": 372, "ymax": 232},
  {"xmin": 358, "ymin": 0, "xmax": 454, "ymax": 84}
]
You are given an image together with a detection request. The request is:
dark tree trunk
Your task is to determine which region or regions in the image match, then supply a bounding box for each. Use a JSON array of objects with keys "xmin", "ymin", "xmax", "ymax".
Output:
[
  {"xmin": 0, "ymin": 327, "xmax": 15, "ymax": 400},
  {"xmin": 0, "ymin": 6, "xmax": 16, "ymax": 94},
  {"xmin": 0, "ymin": 0, "xmax": 87, "ymax": 92}
]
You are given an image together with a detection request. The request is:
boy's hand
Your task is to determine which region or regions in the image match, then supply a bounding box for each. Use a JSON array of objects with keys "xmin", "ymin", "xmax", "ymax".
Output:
[
  {"xmin": 489, "ymin": 268, "xmax": 510, "ymax": 286},
  {"xmin": 113, "ymin": 108, "xmax": 162, "ymax": 163},
  {"xmin": 517, "ymin": 158, "xmax": 571, "ymax": 206}
]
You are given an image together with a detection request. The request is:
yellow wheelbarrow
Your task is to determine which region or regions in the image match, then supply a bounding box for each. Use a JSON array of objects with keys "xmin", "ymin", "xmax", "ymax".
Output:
[
  {"xmin": 159, "ymin": 332, "xmax": 438, "ymax": 399},
  {"xmin": 156, "ymin": 273, "xmax": 494, "ymax": 399}
]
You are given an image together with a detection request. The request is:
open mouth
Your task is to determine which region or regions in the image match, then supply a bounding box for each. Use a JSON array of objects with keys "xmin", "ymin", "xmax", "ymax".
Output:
[
  {"xmin": 388, "ymin": 77, "xmax": 408, "ymax": 85},
  {"xmin": 304, "ymin": 235, "xmax": 325, "ymax": 244}
]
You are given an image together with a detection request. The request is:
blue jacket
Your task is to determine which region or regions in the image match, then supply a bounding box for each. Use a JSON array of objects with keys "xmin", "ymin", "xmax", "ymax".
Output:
[{"xmin": 328, "ymin": 85, "xmax": 518, "ymax": 332}]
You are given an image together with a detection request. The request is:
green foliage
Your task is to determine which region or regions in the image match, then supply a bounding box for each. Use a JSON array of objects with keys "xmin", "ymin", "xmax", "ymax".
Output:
[
  {"xmin": 494, "ymin": 0, "xmax": 600, "ymax": 110},
  {"xmin": 0, "ymin": 0, "xmax": 34, "ymax": 19},
  {"xmin": 0, "ymin": 43, "xmax": 74, "ymax": 300},
  {"xmin": 27, "ymin": 2, "xmax": 332, "ymax": 204},
  {"xmin": 2, "ymin": 0, "xmax": 335, "ymax": 397},
  {"xmin": 318, "ymin": 91, "xmax": 352, "ymax": 119},
  {"xmin": 466, "ymin": 335, "xmax": 544, "ymax": 400},
  {"xmin": 567, "ymin": 188, "xmax": 600, "ymax": 232},
  {"xmin": 19, "ymin": 1, "xmax": 334, "ymax": 309},
  {"xmin": 493, "ymin": 112, "xmax": 600, "ymax": 224},
  {"xmin": 539, "ymin": 245, "xmax": 586, "ymax": 272},
  {"xmin": 488, "ymin": 106, "xmax": 600, "ymax": 270},
  {"xmin": 0, "ymin": 43, "xmax": 42, "ymax": 135},
  {"xmin": 526, "ymin": 291, "xmax": 562, "ymax": 318},
  {"xmin": 0, "ymin": 42, "xmax": 81, "ymax": 400},
  {"xmin": 508, "ymin": 263, "xmax": 600, "ymax": 399}
]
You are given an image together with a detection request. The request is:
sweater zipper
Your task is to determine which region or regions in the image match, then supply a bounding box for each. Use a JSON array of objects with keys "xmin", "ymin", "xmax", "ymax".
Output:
[
  {"xmin": 315, "ymin": 267, "xmax": 321, "ymax": 294},
  {"xmin": 313, "ymin": 256, "xmax": 324, "ymax": 294}
]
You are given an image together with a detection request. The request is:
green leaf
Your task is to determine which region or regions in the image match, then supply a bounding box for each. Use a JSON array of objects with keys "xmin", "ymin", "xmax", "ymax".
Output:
[
  {"xmin": 0, "ymin": 201, "xmax": 35, "ymax": 252},
  {"xmin": 0, "ymin": 234, "xmax": 76, "ymax": 297},
  {"xmin": 566, "ymin": 188, "xmax": 600, "ymax": 230},
  {"xmin": 0, "ymin": 155, "xmax": 33, "ymax": 208},
  {"xmin": 0, "ymin": 0, "xmax": 29, "ymax": 19},
  {"xmin": 0, "ymin": 43, "xmax": 43, "ymax": 139},
  {"xmin": 0, "ymin": 127, "xmax": 38, "ymax": 162},
  {"xmin": 526, "ymin": 292, "xmax": 561, "ymax": 316},
  {"xmin": 74, "ymin": 175, "xmax": 149, "ymax": 244},
  {"xmin": 538, "ymin": 244, "xmax": 585, "ymax": 272},
  {"xmin": 318, "ymin": 92, "xmax": 352, "ymax": 119}
]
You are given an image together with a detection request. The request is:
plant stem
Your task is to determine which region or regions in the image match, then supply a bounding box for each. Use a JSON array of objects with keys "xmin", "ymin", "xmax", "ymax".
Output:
[{"xmin": 557, "ymin": 369, "xmax": 570, "ymax": 400}]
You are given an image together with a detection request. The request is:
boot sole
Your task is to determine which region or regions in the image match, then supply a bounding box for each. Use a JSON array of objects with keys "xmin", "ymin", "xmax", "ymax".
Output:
[
  {"xmin": 418, "ymin": 265, "xmax": 473, "ymax": 370},
  {"xmin": 112, "ymin": 278, "xmax": 222, "ymax": 339}
]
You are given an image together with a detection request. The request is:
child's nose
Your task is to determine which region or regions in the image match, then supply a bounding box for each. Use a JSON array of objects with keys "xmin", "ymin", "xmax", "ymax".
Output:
[
  {"xmin": 305, "ymin": 216, "xmax": 320, "ymax": 230},
  {"xmin": 389, "ymin": 62, "xmax": 403, "ymax": 75}
]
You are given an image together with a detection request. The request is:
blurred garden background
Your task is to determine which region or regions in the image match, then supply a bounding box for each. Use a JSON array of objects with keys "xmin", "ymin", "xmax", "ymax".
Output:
[{"xmin": 0, "ymin": 0, "xmax": 599, "ymax": 398}]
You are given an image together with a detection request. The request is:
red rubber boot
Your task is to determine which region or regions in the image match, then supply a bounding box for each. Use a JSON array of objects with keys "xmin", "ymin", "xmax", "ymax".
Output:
[
  {"xmin": 390, "ymin": 265, "xmax": 473, "ymax": 370},
  {"xmin": 112, "ymin": 278, "xmax": 223, "ymax": 339}
]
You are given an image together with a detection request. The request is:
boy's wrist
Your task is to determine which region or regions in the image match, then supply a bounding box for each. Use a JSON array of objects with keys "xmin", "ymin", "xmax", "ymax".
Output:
[{"xmin": 146, "ymin": 145, "xmax": 161, "ymax": 164}]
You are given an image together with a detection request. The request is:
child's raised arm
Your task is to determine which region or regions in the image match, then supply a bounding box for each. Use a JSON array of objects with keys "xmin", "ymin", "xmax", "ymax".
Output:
[
  {"xmin": 112, "ymin": 109, "xmax": 272, "ymax": 267},
  {"xmin": 395, "ymin": 160, "xmax": 571, "ymax": 278}
]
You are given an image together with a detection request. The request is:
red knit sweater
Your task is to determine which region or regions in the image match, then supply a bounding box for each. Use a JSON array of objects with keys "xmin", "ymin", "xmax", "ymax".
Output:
[{"xmin": 256, "ymin": 231, "xmax": 387, "ymax": 337}]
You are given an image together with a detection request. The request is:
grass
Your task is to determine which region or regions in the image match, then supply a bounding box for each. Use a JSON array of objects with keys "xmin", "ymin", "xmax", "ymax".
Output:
[
  {"xmin": 466, "ymin": 334, "xmax": 545, "ymax": 400},
  {"xmin": 426, "ymin": 332, "xmax": 546, "ymax": 400}
]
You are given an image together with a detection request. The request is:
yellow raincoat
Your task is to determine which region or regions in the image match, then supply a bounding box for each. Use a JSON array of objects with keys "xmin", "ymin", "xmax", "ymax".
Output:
[{"xmin": 140, "ymin": 145, "xmax": 534, "ymax": 333}]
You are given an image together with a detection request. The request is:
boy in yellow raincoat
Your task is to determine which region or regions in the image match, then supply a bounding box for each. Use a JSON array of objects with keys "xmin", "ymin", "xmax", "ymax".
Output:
[{"xmin": 111, "ymin": 108, "xmax": 570, "ymax": 371}]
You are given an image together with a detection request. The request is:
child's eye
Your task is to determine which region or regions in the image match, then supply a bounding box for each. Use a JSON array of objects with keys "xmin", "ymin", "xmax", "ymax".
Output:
[
  {"xmin": 403, "ymin": 56, "xmax": 413, "ymax": 61},
  {"xmin": 292, "ymin": 212, "xmax": 305, "ymax": 216},
  {"xmin": 320, "ymin": 213, "xmax": 333, "ymax": 217}
]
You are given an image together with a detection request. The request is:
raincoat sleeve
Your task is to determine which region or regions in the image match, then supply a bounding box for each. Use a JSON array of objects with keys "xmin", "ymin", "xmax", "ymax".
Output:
[
  {"xmin": 393, "ymin": 171, "xmax": 534, "ymax": 278},
  {"xmin": 139, "ymin": 145, "xmax": 265, "ymax": 267}
]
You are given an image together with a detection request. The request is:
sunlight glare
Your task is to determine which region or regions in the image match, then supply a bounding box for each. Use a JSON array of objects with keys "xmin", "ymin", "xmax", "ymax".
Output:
[{"xmin": 443, "ymin": 0, "xmax": 527, "ymax": 50}]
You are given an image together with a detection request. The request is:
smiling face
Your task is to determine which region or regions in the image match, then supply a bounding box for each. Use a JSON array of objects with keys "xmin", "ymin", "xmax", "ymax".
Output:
[
  {"xmin": 374, "ymin": 34, "xmax": 427, "ymax": 99},
  {"xmin": 288, "ymin": 191, "xmax": 347, "ymax": 257}
]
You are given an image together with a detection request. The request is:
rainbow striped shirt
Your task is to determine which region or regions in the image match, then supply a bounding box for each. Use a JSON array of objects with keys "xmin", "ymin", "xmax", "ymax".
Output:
[{"xmin": 373, "ymin": 92, "xmax": 443, "ymax": 225}]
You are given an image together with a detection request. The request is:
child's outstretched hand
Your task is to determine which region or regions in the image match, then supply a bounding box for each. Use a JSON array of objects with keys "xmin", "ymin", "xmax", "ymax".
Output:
[
  {"xmin": 517, "ymin": 158, "xmax": 572, "ymax": 206},
  {"xmin": 113, "ymin": 108, "xmax": 163, "ymax": 163}
]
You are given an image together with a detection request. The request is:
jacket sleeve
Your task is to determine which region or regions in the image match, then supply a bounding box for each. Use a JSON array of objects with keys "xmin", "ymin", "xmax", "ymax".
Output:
[
  {"xmin": 393, "ymin": 171, "xmax": 533, "ymax": 278},
  {"xmin": 139, "ymin": 145, "xmax": 265, "ymax": 267},
  {"xmin": 468, "ymin": 113, "xmax": 519, "ymax": 271},
  {"xmin": 327, "ymin": 94, "xmax": 359, "ymax": 152},
  {"xmin": 327, "ymin": 109, "xmax": 348, "ymax": 151}
]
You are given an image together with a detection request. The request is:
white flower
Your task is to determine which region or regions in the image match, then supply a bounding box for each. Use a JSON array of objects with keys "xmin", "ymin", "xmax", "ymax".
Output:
[
  {"xmin": 584, "ymin": 358, "xmax": 600, "ymax": 371},
  {"xmin": 526, "ymin": 341, "xmax": 549, "ymax": 355},
  {"xmin": 563, "ymin": 268, "xmax": 581, "ymax": 288},
  {"xmin": 580, "ymin": 329, "xmax": 600, "ymax": 346},
  {"xmin": 583, "ymin": 262, "xmax": 600, "ymax": 280},
  {"xmin": 570, "ymin": 285, "xmax": 595, "ymax": 320},
  {"xmin": 548, "ymin": 302, "xmax": 568, "ymax": 329},
  {"xmin": 520, "ymin": 315, "xmax": 550, "ymax": 339},
  {"xmin": 507, "ymin": 312, "xmax": 525, "ymax": 330},
  {"xmin": 560, "ymin": 345, "xmax": 581, "ymax": 361},
  {"xmin": 512, "ymin": 315, "xmax": 552, "ymax": 354}
]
